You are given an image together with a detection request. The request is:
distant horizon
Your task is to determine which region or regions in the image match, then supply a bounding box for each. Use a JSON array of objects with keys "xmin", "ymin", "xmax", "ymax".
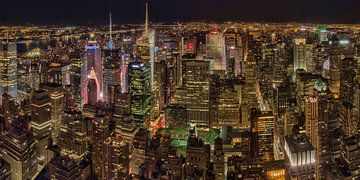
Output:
[
  {"xmin": 1, "ymin": 0, "xmax": 359, "ymax": 26},
  {"xmin": 1, "ymin": 20, "xmax": 360, "ymax": 27}
]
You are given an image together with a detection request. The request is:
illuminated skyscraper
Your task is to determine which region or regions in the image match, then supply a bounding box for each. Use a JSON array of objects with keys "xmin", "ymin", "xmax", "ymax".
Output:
[
  {"xmin": 339, "ymin": 102, "xmax": 357, "ymax": 138},
  {"xmin": 135, "ymin": 0, "xmax": 155, "ymax": 88},
  {"xmin": 41, "ymin": 83, "xmax": 64, "ymax": 144},
  {"xmin": 89, "ymin": 114, "xmax": 110, "ymax": 179},
  {"xmin": 0, "ymin": 42, "xmax": 17, "ymax": 103},
  {"xmin": 284, "ymin": 134, "xmax": 316, "ymax": 179},
  {"xmin": 183, "ymin": 60, "xmax": 210, "ymax": 129},
  {"xmin": 17, "ymin": 58, "xmax": 32, "ymax": 100},
  {"xmin": 293, "ymin": 39, "xmax": 307, "ymax": 73},
  {"xmin": 103, "ymin": 136, "xmax": 130, "ymax": 179},
  {"xmin": 58, "ymin": 109, "xmax": 88, "ymax": 163},
  {"xmin": 47, "ymin": 155, "xmax": 81, "ymax": 180},
  {"xmin": 329, "ymin": 44, "xmax": 341, "ymax": 95},
  {"xmin": 305, "ymin": 93, "xmax": 329, "ymax": 179},
  {"xmin": 217, "ymin": 89, "xmax": 241, "ymax": 128},
  {"xmin": 1, "ymin": 92, "xmax": 16, "ymax": 130},
  {"xmin": 128, "ymin": 62, "xmax": 151, "ymax": 125},
  {"xmin": 206, "ymin": 29, "xmax": 226, "ymax": 72},
  {"xmin": 81, "ymin": 34, "xmax": 103, "ymax": 106},
  {"xmin": 103, "ymin": 13, "xmax": 121, "ymax": 103},
  {"xmin": 340, "ymin": 58, "xmax": 357, "ymax": 103},
  {"xmin": 130, "ymin": 128, "xmax": 149, "ymax": 178},
  {"xmin": 251, "ymin": 111, "xmax": 275, "ymax": 162},
  {"xmin": 103, "ymin": 49, "xmax": 121, "ymax": 103},
  {"xmin": 1, "ymin": 128, "xmax": 37, "ymax": 180},
  {"xmin": 113, "ymin": 89, "xmax": 139, "ymax": 152},
  {"xmin": 317, "ymin": 26, "xmax": 328, "ymax": 43},
  {"xmin": 30, "ymin": 89, "xmax": 52, "ymax": 166}
]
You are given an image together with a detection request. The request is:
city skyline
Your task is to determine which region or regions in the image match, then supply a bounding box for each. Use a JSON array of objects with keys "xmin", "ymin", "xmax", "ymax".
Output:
[{"xmin": 1, "ymin": 1, "xmax": 360, "ymax": 180}]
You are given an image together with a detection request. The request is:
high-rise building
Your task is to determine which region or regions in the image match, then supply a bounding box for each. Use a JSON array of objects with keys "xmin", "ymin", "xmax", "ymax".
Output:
[
  {"xmin": 47, "ymin": 154, "xmax": 81, "ymax": 180},
  {"xmin": 329, "ymin": 45, "xmax": 341, "ymax": 95},
  {"xmin": 128, "ymin": 62, "xmax": 151, "ymax": 125},
  {"xmin": 89, "ymin": 114, "xmax": 110, "ymax": 179},
  {"xmin": 165, "ymin": 103, "xmax": 187, "ymax": 128},
  {"xmin": 69, "ymin": 51, "xmax": 84, "ymax": 107},
  {"xmin": 103, "ymin": 18, "xmax": 121, "ymax": 103},
  {"xmin": 251, "ymin": 111, "xmax": 275, "ymax": 162},
  {"xmin": 305, "ymin": 92, "xmax": 329, "ymax": 179},
  {"xmin": 103, "ymin": 136, "xmax": 130, "ymax": 180},
  {"xmin": 339, "ymin": 102, "xmax": 357, "ymax": 138},
  {"xmin": 183, "ymin": 60, "xmax": 210, "ymax": 129},
  {"xmin": 17, "ymin": 58, "xmax": 32, "ymax": 100},
  {"xmin": 213, "ymin": 137, "xmax": 225, "ymax": 180},
  {"xmin": 113, "ymin": 89, "xmax": 139, "ymax": 153},
  {"xmin": 1, "ymin": 92, "xmax": 17, "ymax": 130},
  {"xmin": 40, "ymin": 83, "xmax": 65, "ymax": 144},
  {"xmin": 1, "ymin": 129, "xmax": 37, "ymax": 180},
  {"xmin": 284, "ymin": 134, "xmax": 316, "ymax": 179},
  {"xmin": 130, "ymin": 128, "xmax": 149, "ymax": 178},
  {"xmin": 217, "ymin": 89, "xmax": 241, "ymax": 128},
  {"xmin": 46, "ymin": 63, "xmax": 71, "ymax": 86},
  {"xmin": 185, "ymin": 132, "xmax": 210, "ymax": 179},
  {"xmin": 317, "ymin": 26, "xmax": 328, "ymax": 43},
  {"xmin": 293, "ymin": 39, "xmax": 307, "ymax": 73},
  {"xmin": 0, "ymin": 158, "xmax": 11, "ymax": 180},
  {"xmin": 340, "ymin": 58, "xmax": 357, "ymax": 103},
  {"xmin": 58, "ymin": 109, "xmax": 88, "ymax": 163},
  {"xmin": 296, "ymin": 71, "xmax": 322, "ymax": 112},
  {"xmin": 0, "ymin": 42, "xmax": 17, "ymax": 103},
  {"xmin": 206, "ymin": 29, "xmax": 226, "ymax": 72},
  {"xmin": 30, "ymin": 89, "xmax": 52, "ymax": 166},
  {"xmin": 81, "ymin": 34, "xmax": 103, "ymax": 106},
  {"xmin": 340, "ymin": 135, "xmax": 360, "ymax": 178},
  {"xmin": 103, "ymin": 55, "xmax": 121, "ymax": 104}
]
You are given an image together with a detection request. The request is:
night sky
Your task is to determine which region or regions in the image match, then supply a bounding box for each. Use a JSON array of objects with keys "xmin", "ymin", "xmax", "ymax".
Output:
[{"xmin": 1, "ymin": 0, "xmax": 360, "ymax": 25}]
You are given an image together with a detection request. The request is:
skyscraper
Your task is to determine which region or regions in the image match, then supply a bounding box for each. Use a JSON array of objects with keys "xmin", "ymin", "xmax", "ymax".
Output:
[
  {"xmin": 30, "ymin": 89, "xmax": 52, "ymax": 166},
  {"xmin": 103, "ymin": 13, "xmax": 121, "ymax": 103},
  {"xmin": 128, "ymin": 62, "xmax": 151, "ymax": 125},
  {"xmin": 1, "ymin": 128, "xmax": 37, "ymax": 180},
  {"xmin": 284, "ymin": 134, "xmax": 316, "ymax": 179},
  {"xmin": 81, "ymin": 34, "xmax": 103, "ymax": 106},
  {"xmin": 317, "ymin": 26, "xmax": 328, "ymax": 43},
  {"xmin": 58, "ymin": 109, "xmax": 88, "ymax": 163},
  {"xmin": 206, "ymin": 29, "xmax": 226, "ymax": 72},
  {"xmin": 293, "ymin": 38, "xmax": 307, "ymax": 74},
  {"xmin": 183, "ymin": 59, "xmax": 210, "ymax": 129},
  {"xmin": 252, "ymin": 111, "xmax": 275, "ymax": 162},
  {"xmin": 0, "ymin": 41, "xmax": 17, "ymax": 103},
  {"xmin": 40, "ymin": 83, "xmax": 65, "ymax": 144},
  {"xmin": 103, "ymin": 136, "xmax": 130, "ymax": 179},
  {"xmin": 130, "ymin": 128, "xmax": 149, "ymax": 178}
]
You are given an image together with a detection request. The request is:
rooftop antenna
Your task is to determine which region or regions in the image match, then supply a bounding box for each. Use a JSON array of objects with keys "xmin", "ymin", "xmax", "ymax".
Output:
[
  {"xmin": 109, "ymin": 12, "xmax": 113, "ymax": 41},
  {"xmin": 145, "ymin": 0, "xmax": 149, "ymax": 33}
]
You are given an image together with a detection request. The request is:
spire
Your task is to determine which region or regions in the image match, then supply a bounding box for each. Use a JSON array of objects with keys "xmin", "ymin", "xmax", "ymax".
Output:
[
  {"xmin": 107, "ymin": 12, "xmax": 115, "ymax": 49},
  {"xmin": 109, "ymin": 12, "xmax": 113, "ymax": 41},
  {"xmin": 145, "ymin": 0, "xmax": 149, "ymax": 34}
]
